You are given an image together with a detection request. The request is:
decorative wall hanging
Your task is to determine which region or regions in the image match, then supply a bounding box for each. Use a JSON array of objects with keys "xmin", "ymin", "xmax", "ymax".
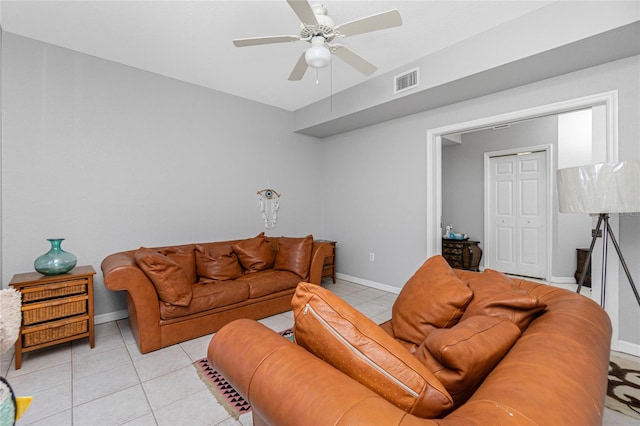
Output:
[{"xmin": 257, "ymin": 189, "xmax": 281, "ymax": 230}]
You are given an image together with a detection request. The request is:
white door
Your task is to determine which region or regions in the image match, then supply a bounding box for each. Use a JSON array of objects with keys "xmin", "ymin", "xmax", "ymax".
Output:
[{"xmin": 487, "ymin": 151, "xmax": 547, "ymax": 278}]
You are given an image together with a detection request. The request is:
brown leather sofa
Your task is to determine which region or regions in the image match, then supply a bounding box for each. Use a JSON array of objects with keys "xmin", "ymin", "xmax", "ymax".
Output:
[
  {"xmin": 208, "ymin": 267, "xmax": 612, "ymax": 425},
  {"xmin": 102, "ymin": 235, "xmax": 333, "ymax": 353}
]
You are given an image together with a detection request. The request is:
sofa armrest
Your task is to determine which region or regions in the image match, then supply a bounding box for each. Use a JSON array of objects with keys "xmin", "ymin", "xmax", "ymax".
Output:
[
  {"xmin": 308, "ymin": 241, "xmax": 333, "ymax": 284},
  {"xmin": 208, "ymin": 319, "xmax": 435, "ymax": 426},
  {"xmin": 101, "ymin": 252, "xmax": 162, "ymax": 353}
]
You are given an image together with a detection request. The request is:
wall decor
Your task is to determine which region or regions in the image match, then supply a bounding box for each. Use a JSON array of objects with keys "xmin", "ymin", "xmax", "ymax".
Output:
[{"xmin": 257, "ymin": 188, "xmax": 281, "ymax": 229}]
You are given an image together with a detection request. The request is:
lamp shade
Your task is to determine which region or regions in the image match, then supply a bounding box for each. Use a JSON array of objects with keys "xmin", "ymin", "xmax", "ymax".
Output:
[{"xmin": 557, "ymin": 160, "xmax": 640, "ymax": 214}]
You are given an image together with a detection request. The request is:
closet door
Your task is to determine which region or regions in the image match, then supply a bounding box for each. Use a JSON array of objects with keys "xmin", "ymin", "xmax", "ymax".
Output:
[{"xmin": 487, "ymin": 151, "xmax": 547, "ymax": 278}]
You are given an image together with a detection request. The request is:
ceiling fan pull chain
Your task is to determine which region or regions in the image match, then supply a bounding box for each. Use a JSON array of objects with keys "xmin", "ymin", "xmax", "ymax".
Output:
[{"xmin": 316, "ymin": 68, "xmax": 320, "ymax": 85}]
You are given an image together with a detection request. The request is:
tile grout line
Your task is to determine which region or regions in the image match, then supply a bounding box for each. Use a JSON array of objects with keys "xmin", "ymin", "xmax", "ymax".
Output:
[{"xmin": 118, "ymin": 320, "xmax": 158, "ymax": 426}]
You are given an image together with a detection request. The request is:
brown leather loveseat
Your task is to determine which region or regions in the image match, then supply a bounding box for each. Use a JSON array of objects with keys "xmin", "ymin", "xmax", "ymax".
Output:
[
  {"xmin": 208, "ymin": 256, "xmax": 612, "ymax": 425},
  {"xmin": 102, "ymin": 234, "xmax": 332, "ymax": 353}
]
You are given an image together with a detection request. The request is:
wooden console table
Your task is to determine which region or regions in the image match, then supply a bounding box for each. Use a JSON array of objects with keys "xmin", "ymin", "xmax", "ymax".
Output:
[
  {"xmin": 316, "ymin": 240, "xmax": 336, "ymax": 283},
  {"xmin": 9, "ymin": 265, "xmax": 95, "ymax": 369},
  {"xmin": 442, "ymin": 239, "xmax": 482, "ymax": 271}
]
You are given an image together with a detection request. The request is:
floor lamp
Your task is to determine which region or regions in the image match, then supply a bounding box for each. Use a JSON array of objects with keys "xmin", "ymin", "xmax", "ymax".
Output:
[{"xmin": 557, "ymin": 160, "xmax": 640, "ymax": 308}]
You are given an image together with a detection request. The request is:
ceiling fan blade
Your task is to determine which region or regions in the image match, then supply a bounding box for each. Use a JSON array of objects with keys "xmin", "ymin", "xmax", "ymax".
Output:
[
  {"xmin": 286, "ymin": 0, "xmax": 319, "ymax": 26},
  {"xmin": 331, "ymin": 45, "xmax": 377, "ymax": 76},
  {"xmin": 233, "ymin": 35, "xmax": 299, "ymax": 47},
  {"xmin": 337, "ymin": 9, "xmax": 402, "ymax": 37},
  {"xmin": 288, "ymin": 52, "xmax": 309, "ymax": 81}
]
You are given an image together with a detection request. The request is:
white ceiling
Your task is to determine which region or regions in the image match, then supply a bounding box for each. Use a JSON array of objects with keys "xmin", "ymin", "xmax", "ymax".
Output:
[{"xmin": 0, "ymin": 0, "xmax": 554, "ymax": 111}]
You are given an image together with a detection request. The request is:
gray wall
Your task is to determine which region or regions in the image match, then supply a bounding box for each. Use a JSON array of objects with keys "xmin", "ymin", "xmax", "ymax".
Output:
[
  {"xmin": 0, "ymin": 26, "xmax": 3, "ymax": 282},
  {"xmin": 1, "ymin": 34, "xmax": 324, "ymax": 319},
  {"xmin": 322, "ymin": 55, "xmax": 640, "ymax": 346}
]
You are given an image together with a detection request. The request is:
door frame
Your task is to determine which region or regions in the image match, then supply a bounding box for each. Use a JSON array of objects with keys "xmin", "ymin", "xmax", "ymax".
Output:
[
  {"xmin": 483, "ymin": 145, "xmax": 553, "ymax": 280},
  {"xmin": 425, "ymin": 90, "xmax": 620, "ymax": 348}
]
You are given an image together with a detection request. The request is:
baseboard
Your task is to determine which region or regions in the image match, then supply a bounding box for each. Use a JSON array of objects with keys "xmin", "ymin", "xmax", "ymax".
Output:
[
  {"xmin": 95, "ymin": 309, "xmax": 128, "ymax": 325},
  {"xmin": 550, "ymin": 276, "xmax": 577, "ymax": 284},
  {"xmin": 616, "ymin": 339, "xmax": 640, "ymax": 357},
  {"xmin": 336, "ymin": 273, "xmax": 580, "ymax": 293},
  {"xmin": 335, "ymin": 273, "xmax": 400, "ymax": 294}
]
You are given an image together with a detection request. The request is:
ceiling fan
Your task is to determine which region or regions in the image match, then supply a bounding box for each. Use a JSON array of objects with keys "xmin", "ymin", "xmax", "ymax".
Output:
[{"xmin": 233, "ymin": 0, "xmax": 402, "ymax": 81}]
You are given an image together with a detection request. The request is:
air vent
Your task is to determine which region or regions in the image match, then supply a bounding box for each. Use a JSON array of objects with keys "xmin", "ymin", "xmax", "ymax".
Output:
[{"xmin": 394, "ymin": 68, "xmax": 419, "ymax": 94}]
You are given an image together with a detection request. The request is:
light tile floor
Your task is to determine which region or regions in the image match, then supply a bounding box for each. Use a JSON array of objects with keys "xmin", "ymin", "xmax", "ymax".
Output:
[{"xmin": 1, "ymin": 279, "xmax": 638, "ymax": 425}]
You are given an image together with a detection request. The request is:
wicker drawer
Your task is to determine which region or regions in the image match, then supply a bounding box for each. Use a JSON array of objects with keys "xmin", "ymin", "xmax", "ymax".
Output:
[
  {"xmin": 22, "ymin": 294, "xmax": 88, "ymax": 325},
  {"xmin": 443, "ymin": 250, "xmax": 462, "ymax": 257},
  {"xmin": 22, "ymin": 315, "xmax": 88, "ymax": 347},
  {"xmin": 21, "ymin": 279, "xmax": 88, "ymax": 302}
]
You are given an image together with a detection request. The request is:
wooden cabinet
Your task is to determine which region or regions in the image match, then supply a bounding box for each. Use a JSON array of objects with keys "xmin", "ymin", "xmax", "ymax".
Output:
[
  {"xmin": 575, "ymin": 248, "xmax": 591, "ymax": 287},
  {"xmin": 316, "ymin": 240, "xmax": 336, "ymax": 283},
  {"xmin": 442, "ymin": 239, "xmax": 482, "ymax": 271},
  {"xmin": 9, "ymin": 265, "xmax": 95, "ymax": 369}
]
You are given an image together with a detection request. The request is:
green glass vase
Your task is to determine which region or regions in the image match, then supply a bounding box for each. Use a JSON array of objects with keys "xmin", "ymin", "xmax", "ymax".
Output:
[{"xmin": 34, "ymin": 238, "xmax": 77, "ymax": 275}]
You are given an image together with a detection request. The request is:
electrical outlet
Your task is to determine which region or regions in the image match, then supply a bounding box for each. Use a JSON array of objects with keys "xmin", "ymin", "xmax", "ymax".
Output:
[{"xmin": 369, "ymin": 252, "xmax": 375, "ymax": 262}]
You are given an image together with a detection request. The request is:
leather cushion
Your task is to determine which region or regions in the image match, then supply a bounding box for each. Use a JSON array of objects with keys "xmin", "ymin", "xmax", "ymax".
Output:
[
  {"xmin": 414, "ymin": 315, "xmax": 521, "ymax": 406},
  {"xmin": 159, "ymin": 246, "xmax": 197, "ymax": 284},
  {"xmin": 195, "ymin": 245, "xmax": 244, "ymax": 281},
  {"xmin": 232, "ymin": 233, "xmax": 276, "ymax": 273},
  {"xmin": 379, "ymin": 320, "xmax": 419, "ymax": 354},
  {"xmin": 159, "ymin": 280, "xmax": 250, "ymax": 320},
  {"xmin": 273, "ymin": 235, "xmax": 313, "ymax": 279},
  {"xmin": 236, "ymin": 270, "xmax": 301, "ymax": 298},
  {"xmin": 460, "ymin": 269, "xmax": 547, "ymax": 331},
  {"xmin": 134, "ymin": 248, "xmax": 192, "ymax": 306},
  {"xmin": 392, "ymin": 255, "xmax": 473, "ymax": 345},
  {"xmin": 293, "ymin": 282, "xmax": 454, "ymax": 418}
]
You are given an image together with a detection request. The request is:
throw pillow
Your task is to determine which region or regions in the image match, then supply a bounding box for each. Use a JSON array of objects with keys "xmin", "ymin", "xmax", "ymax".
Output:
[
  {"xmin": 134, "ymin": 248, "xmax": 192, "ymax": 306},
  {"xmin": 391, "ymin": 255, "xmax": 473, "ymax": 345},
  {"xmin": 159, "ymin": 246, "xmax": 197, "ymax": 284},
  {"xmin": 194, "ymin": 245, "xmax": 244, "ymax": 281},
  {"xmin": 292, "ymin": 282, "xmax": 454, "ymax": 418},
  {"xmin": 460, "ymin": 269, "xmax": 547, "ymax": 331},
  {"xmin": 414, "ymin": 315, "xmax": 521, "ymax": 406},
  {"xmin": 232, "ymin": 233, "xmax": 276, "ymax": 273},
  {"xmin": 273, "ymin": 235, "xmax": 313, "ymax": 279}
]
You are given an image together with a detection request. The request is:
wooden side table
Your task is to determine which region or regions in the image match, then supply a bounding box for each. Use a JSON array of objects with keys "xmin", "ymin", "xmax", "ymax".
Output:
[
  {"xmin": 316, "ymin": 240, "xmax": 337, "ymax": 283},
  {"xmin": 442, "ymin": 239, "xmax": 482, "ymax": 271},
  {"xmin": 9, "ymin": 265, "xmax": 96, "ymax": 369},
  {"xmin": 575, "ymin": 248, "xmax": 591, "ymax": 287}
]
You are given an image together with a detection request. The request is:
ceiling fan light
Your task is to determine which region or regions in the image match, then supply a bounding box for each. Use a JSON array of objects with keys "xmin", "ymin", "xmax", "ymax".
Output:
[{"xmin": 305, "ymin": 45, "xmax": 331, "ymax": 69}]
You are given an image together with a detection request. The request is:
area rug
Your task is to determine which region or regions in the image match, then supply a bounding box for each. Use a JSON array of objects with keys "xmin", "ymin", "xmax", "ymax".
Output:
[
  {"xmin": 194, "ymin": 328, "xmax": 293, "ymax": 420},
  {"xmin": 607, "ymin": 352, "xmax": 640, "ymax": 419}
]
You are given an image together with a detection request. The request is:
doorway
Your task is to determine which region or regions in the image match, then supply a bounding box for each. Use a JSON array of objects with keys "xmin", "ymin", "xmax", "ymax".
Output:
[{"xmin": 426, "ymin": 90, "xmax": 621, "ymax": 348}]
